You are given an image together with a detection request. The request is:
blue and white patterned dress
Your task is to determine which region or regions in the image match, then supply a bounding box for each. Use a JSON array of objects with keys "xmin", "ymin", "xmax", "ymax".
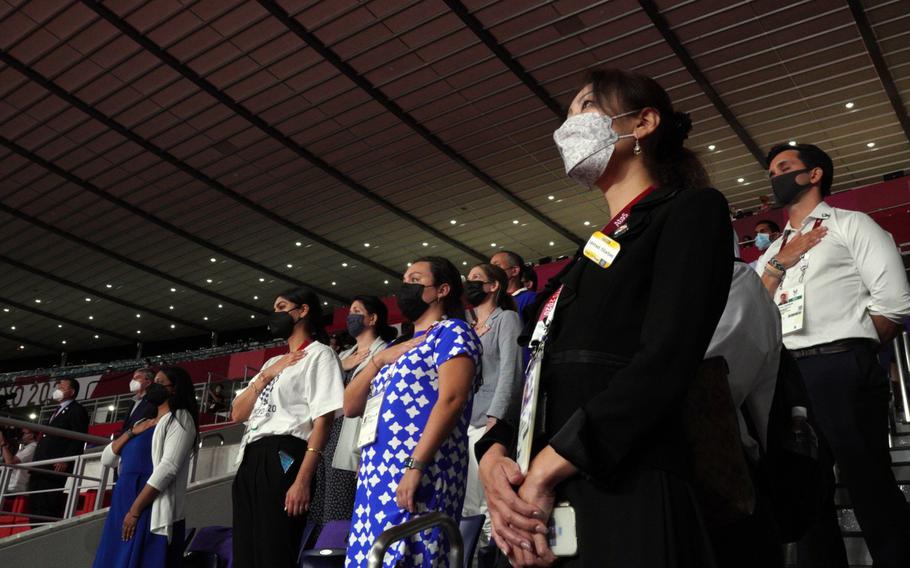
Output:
[{"xmin": 346, "ymin": 319, "xmax": 482, "ymax": 567}]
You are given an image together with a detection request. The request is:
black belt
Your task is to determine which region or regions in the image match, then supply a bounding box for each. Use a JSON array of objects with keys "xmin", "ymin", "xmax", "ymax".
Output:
[{"xmin": 789, "ymin": 338, "xmax": 875, "ymax": 360}]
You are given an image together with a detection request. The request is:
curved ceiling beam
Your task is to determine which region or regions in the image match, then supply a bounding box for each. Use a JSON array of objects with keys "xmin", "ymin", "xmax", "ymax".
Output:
[
  {"xmin": 638, "ymin": 0, "xmax": 768, "ymax": 169},
  {"xmin": 0, "ymin": 254, "xmax": 211, "ymax": 333},
  {"xmin": 443, "ymin": 0, "xmax": 565, "ymax": 119},
  {"xmin": 0, "ymin": 296, "xmax": 134, "ymax": 343},
  {"xmin": 0, "ymin": 136, "xmax": 347, "ymax": 305},
  {"xmin": 80, "ymin": 0, "xmax": 487, "ymax": 261},
  {"xmin": 0, "ymin": 49, "xmax": 402, "ymax": 279},
  {"xmin": 259, "ymin": 0, "xmax": 583, "ymax": 246},
  {"xmin": 0, "ymin": 201, "xmax": 266, "ymax": 315},
  {"xmin": 0, "ymin": 331, "xmax": 58, "ymax": 353}
]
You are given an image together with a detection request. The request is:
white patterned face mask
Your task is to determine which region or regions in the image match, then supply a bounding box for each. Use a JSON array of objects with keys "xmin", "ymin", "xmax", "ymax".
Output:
[{"xmin": 553, "ymin": 110, "xmax": 638, "ymax": 188}]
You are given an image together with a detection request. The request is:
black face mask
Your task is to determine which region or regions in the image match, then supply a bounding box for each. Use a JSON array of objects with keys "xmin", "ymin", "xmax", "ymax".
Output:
[
  {"xmin": 396, "ymin": 282, "xmax": 434, "ymax": 321},
  {"xmin": 346, "ymin": 314, "xmax": 366, "ymax": 338},
  {"xmin": 268, "ymin": 308, "xmax": 299, "ymax": 339},
  {"xmin": 144, "ymin": 383, "xmax": 170, "ymax": 407},
  {"xmin": 771, "ymin": 168, "xmax": 813, "ymax": 206},
  {"xmin": 464, "ymin": 281, "xmax": 489, "ymax": 307}
]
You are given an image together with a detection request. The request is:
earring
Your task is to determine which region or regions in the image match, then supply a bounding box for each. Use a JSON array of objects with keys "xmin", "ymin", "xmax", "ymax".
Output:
[{"xmin": 633, "ymin": 138, "xmax": 642, "ymax": 155}]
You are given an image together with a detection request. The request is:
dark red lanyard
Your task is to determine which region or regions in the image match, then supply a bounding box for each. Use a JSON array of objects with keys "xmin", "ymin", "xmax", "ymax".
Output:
[
  {"xmin": 539, "ymin": 186, "xmax": 656, "ymax": 323},
  {"xmin": 603, "ymin": 185, "xmax": 656, "ymax": 235},
  {"xmin": 294, "ymin": 339, "xmax": 312, "ymax": 352},
  {"xmin": 780, "ymin": 218, "xmax": 823, "ymax": 248}
]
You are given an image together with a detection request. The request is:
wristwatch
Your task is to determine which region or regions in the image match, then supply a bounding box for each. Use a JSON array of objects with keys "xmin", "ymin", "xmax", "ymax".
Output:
[
  {"xmin": 768, "ymin": 256, "xmax": 786, "ymax": 273},
  {"xmin": 404, "ymin": 457, "xmax": 428, "ymax": 472}
]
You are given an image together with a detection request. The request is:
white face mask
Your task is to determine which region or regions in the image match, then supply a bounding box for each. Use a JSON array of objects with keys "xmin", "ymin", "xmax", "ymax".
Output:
[
  {"xmin": 51, "ymin": 389, "xmax": 64, "ymax": 402},
  {"xmin": 553, "ymin": 111, "xmax": 638, "ymax": 188},
  {"xmin": 129, "ymin": 379, "xmax": 143, "ymax": 393}
]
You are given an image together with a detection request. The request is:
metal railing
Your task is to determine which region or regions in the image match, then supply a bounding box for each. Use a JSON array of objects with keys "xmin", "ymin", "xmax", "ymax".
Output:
[
  {"xmin": 893, "ymin": 331, "xmax": 910, "ymax": 424},
  {"xmin": 0, "ymin": 416, "xmax": 112, "ymax": 528},
  {"xmin": 367, "ymin": 512, "xmax": 463, "ymax": 568}
]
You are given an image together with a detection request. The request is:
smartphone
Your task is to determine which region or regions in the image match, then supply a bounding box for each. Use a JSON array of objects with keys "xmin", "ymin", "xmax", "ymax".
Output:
[
  {"xmin": 278, "ymin": 450, "xmax": 295, "ymax": 474},
  {"xmin": 548, "ymin": 502, "xmax": 578, "ymax": 557}
]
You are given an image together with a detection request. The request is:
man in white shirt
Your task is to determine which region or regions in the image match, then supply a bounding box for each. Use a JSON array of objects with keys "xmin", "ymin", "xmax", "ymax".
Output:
[
  {"xmin": 1, "ymin": 427, "xmax": 37, "ymax": 493},
  {"xmin": 757, "ymin": 143, "xmax": 910, "ymax": 568}
]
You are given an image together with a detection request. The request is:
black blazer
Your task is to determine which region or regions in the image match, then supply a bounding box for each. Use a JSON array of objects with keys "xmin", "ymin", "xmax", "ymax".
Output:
[
  {"xmin": 33, "ymin": 400, "xmax": 90, "ymax": 470},
  {"xmin": 121, "ymin": 398, "xmax": 157, "ymax": 433},
  {"xmin": 479, "ymin": 187, "xmax": 733, "ymax": 484}
]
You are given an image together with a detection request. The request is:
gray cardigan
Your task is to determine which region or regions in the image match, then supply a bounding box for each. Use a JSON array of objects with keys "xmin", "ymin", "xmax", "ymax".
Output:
[{"xmin": 471, "ymin": 307, "xmax": 524, "ymax": 428}]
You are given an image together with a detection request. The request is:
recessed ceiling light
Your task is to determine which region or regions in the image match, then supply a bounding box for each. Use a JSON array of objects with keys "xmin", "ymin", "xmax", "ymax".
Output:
[
  {"xmin": 250, "ymin": 314, "xmax": 256, "ymax": 319},
  {"xmin": 259, "ymin": 277, "xmax": 265, "ymax": 282},
  {"xmin": 845, "ymin": 102, "xmax": 854, "ymax": 109},
  {"xmin": 341, "ymin": 262, "xmax": 348, "ymax": 267},
  {"xmin": 217, "ymin": 304, "xmax": 223, "ymax": 308},
  {"xmin": 422, "ymin": 242, "xmax": 428, "ymax": 247},
  {"xmin": 206, "ymin": 278, "xmax": 213, "ymax": 283},
  {"xmin": 203, "ymin": 316, "xmax": 209, "ymax": 321},
  {"xmin": 253, "ymin": 295, "xmax": 259, "ymax": 300},
  {"xmin": 383, "ymin": 280, "xmax": 389, "ymax": 284},
  {"xmin": 17, "ymin": 344, "xmax": 24, "ymax": 349},
  {"xmin": 29, "ymin": 412, "xmax": 37, "ymax": 419},
  {"xmin": 93, "ymin": 335, "xmax": 99, "ymax": 339},
  {"xmin": 407, "ymin": 262, "xmax": 412, "ymax": 267},
  {"xmin": 737, "ymin": 177, "xmax": 745, "ymax": 183},
  {"xmin": 107, "ymin": 405, "xmax": 115, "ymax": 412},
  {"xmin": 57, "ymin": 324, "xmax": 63, "ymax": 328},
  {"xmin": 61, "ymin": 340, "xmax": 67, "ymax": 344},
  {"xmin": 583, "ymin": 221, "xmax": 591, "ymax": 226},
  {"xmin": 788, "ymin": 141, "xmax": 797, "ymax": 147},
  {"xmin": 34, "ymin": 299, "xmax": 41, "ymax": 303},
  {"xmin": 295, "ymin": 241, "xmax": 302, "ymax": 247},
  {"xmin": 9, "ymin": 325, "xmax": 15, "ymax": 330},
  {"xmin": 323, "ymin": 301, "xmax": 328, "ymax": 306},
  {"xmin": 286, "ymin": 264, "xmax": 293, "ymax": 268},
  {"xmin": 170, "ymin": 324, "xmax": 176, "ymax": 329},
  {"xmin": 512, "ymin": 220, "xmax": 519, "ymax": 224},
  {"xmin": 557, "ymin": 199, "xmax": 563, "ymax": 203},
  {"xmin": 363, "ymin": 242, "xmax": 370, "ymax": 247},
  {"xmin": 105, "ymin": 284, "xmax": 112, "ymax": 288},
  {"xmin": 490, "ymin": 242, "xmax": 497, "ymax": 247},
  {"xmin": 866, "ymin": 142, "xmax": 875, "ymax": 148},
  {"xmin": 462, "ymin": 261, "xmax": 467, "ymax": 266},
  {"xmin": 136, "ymin": 330, "xmax": 141, "ymax": 334},
  {"xmin": 548, "ymin": 195, "xmax": 555, "ymax": 200},
  {"xmin": 450, "ymin": 219, "xmax": 457, "ymax": 224},
  {"xmin": 209, "ymin": 258, "xmax": 216, "ymax": 263},
  {"xmin": 2, "ymin": 308, "xmax": 9, "ymax": 312},
  {"xmin": 708, "ymin": 144, "xmax": 716, "ymax": 151},
  {"xmin": 549, "ymin": 241, "xmax": 555, "ymax": 246},
  {"xmin": 136, "ymin": 313, "xmax": 141, "ymax": 318},
  {"xmin": 170, "ymin": 288, "xmax": 177, "ymax": 292},
  {"xmin": 331, "ymin": 281, "xmax": 337, "ymax": 286},
  {"xmin": 168, "ymin": 305, "xmax": 174, "ymax": 310},
  {"xmin": 84, "ymin": 297, "xmax": 92, "ymax": 302},
  {"xmin": 88, "ymin": 316, "xmax": 94, "ymax": 320}
]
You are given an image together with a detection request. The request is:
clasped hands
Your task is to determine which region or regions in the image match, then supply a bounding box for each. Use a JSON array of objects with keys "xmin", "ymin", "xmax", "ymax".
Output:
[{"xmin": 479, "ymin": 445, "xmax": 575, "ymax": 567}]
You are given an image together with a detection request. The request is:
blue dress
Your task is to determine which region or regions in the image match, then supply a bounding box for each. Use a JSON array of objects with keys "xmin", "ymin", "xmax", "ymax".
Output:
[
  {"xmin": 93, "ymin": 428, "xmax": 169, "ymax": 568},
  {"xmin": 346, "ymin": 319, "xmax": 482, "ymax": 567}
]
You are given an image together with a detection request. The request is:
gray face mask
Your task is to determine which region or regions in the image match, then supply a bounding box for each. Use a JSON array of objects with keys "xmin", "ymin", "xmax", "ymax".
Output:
[{"xmin": 553, "ymin": 110, "xmax": 638, "ymax": 188}]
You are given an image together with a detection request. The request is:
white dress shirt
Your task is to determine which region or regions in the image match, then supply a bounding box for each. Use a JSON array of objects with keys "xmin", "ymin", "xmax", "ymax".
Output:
[
  {"xmin": 757, "ymin": 201, "xmax": 910, "ymax": 350},
  {"xmin": 706, "ymin": 262, "xmax": 781, "ymax": 462},
  {"xmin": 6, "ymin": 441, "xmax": 37, "ymax": 492},
  {"xmin": 235, "ymin": 341, "xmax": 345, "ymax": 466}
]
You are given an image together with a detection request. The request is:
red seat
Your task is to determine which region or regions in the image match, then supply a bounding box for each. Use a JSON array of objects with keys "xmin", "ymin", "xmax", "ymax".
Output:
[{"xmin": 75, "ymin": 489, "xmax": 112, "ymax": 516}]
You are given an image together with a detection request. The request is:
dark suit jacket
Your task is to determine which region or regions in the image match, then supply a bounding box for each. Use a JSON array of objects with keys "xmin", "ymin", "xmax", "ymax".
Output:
[
  {"xmin": 33, "ymin": 400, "xmax": 90, "ymax": 472},
  {"xmin": 121, "ymin": 398, "xmax": 157, "ymax": 433},
  {"xmin": 478, "ymin": 186, "xmax": 734, "ymax": 483}
]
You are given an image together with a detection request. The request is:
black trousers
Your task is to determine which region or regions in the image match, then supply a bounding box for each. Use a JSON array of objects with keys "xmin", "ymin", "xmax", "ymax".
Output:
[
  {"xmin": 27, "ymin": 469, "xmax": 67, "ymax": 520},
  {"xmin": 796, "ymin": 343, "xmax": 910, "ymax": 568},
  {"xmin": 232, "ymin": 435, "xmax": 308, "ymax": 568}
]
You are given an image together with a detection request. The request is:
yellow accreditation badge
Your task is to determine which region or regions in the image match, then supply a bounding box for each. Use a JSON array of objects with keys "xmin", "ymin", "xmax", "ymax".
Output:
[{"xmin": 583, "ymin": 231, "xmax": 621, "ymax": 268}]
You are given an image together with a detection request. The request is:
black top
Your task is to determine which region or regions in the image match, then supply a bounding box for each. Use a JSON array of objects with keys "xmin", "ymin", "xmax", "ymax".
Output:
[
  {"xmin": 121, "ymin": 398, "xmax": 157, "ymax": 434},
  {"xmin": 34, "ymin": 399, "xmax": 90, "ymax": 470},
  {"xmin": 479, "ymin": 186, "xmax": 733, "ymax": 484}
]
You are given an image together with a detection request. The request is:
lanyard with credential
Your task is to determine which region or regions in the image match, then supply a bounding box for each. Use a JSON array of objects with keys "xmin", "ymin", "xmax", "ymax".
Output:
[{"xmin": 779, "ymin": 218, "xmax": 823, "ymax": 285}]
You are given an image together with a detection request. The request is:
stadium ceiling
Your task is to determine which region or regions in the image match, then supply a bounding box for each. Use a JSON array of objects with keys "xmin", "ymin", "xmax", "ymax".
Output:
[{"xmin": 1, "ymin": 0, "xmax": 908, "ymax": 361}]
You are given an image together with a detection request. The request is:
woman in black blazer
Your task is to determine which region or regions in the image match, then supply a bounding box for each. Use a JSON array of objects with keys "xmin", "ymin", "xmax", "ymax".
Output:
[{"xmin": 476, "ymin": 68, "xmax": 733, "ymax": 567}]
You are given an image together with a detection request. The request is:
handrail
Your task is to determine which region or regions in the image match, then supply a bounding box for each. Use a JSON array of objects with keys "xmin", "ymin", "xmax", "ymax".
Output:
[
  {"xmin": 894, "ymin": 332, "xmax": 910, "ymax": 423},
  {"xmin": 0, "ymin": 415, "xmax": 110, "ymax": 446},
  {"xmin": 367, "ymin": 512, "xmax": 463, "ymax": 568}
]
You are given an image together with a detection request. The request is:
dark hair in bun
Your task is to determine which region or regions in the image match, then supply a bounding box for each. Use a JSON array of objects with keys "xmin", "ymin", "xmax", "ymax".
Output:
[{"xmin": 584, "ymin": 68, "xmax": 710, "ymax": 191}]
